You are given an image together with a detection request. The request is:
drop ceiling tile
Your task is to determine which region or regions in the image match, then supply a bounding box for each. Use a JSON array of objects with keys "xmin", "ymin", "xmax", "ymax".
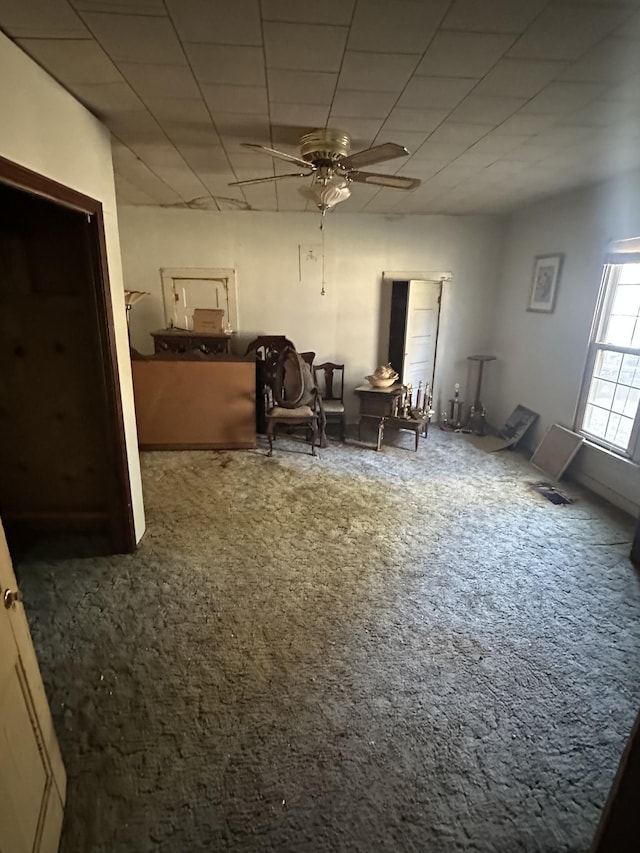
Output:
[
  {"xmin": 465, "ymin": 133, "xmax": 528, "ymax": 155},
  {"xmin": 448, "ymin": 95, "xmax": 526, "ymax": 125},
  {"xmin": 398, "ymin": 76, "xmax": 478, "ymax": 110},
  {"xmin": 0, "ymin": 0, "xmax": 90, "ymax": 38},
  {"xmin": 452, "ymin": 150, "xmax": 499, "ymax": 167},
  {"xmin": 338, "ymin": 52, "xmax": 419, "ymax": 92},
  {"xmin": 474, "ymin": 59, "xmax": 567, "ymax": 98},
  {"xmin": 228, "ymin": 151, "xmax": 275, "ymax": 175},
  {"xmin": 426, "ymin": 164, "xmax": 483, "ymax": 188},
  {"xmin": 416, "ymin": 32, "xmax": 515, "ymax": 78},
  {"xmin": 532, "ymin": 123, "xmax": 602, "ymax": 147},
  {"xmin": 372, "ymin": 130, "xmax": 430, "ymax": 152},
  {"xmin": 268, "ymin": 69, "xmax": 337, "ymax": 105},
  {"xmin": 72, "ymin": 1, "xmax": 165, "ymax": 12},
  {"xmin": 127, "ymin": 141, "xmax": 189, "ymax": 168},
  {"xmin": 68, "ymin": 81, "xmax": 146, "ymax": 113},
  {"xmin": 202, "ymin": 84, "xmax": 268, "ymax": 114},
  {"xmin": 112, "ymin": 143, "xmax": 185, "ymax": 202},
  {"xmin": 382, "ymin": 108, "xmax": 448, "ymax": 132},
  {"xmin": 185, "ymin": 44, "xmax": 265, "ymax": 86},
  {"xmin": 396, "ymin": 159, "xmax": 449, "ymax": 179},
  {"xmin": 113, "ymin": 173, "xmax": 157, "ymax": 206},
  {"xmin": 269, "ymin": 102, "xmax": 330, "ymax": 125},
  {"xmin": 198, "ymin": 174, "xmax": 245, "ymax": 195},
  {"xmin": 239, "ymin": 183, "xmax": 279, "ymax": 210},
  {"xmin": 564, "ymin": 99, "xmax": 638, "ymax": 126},
  {"xmin": 426, "ymin": 121, "xmax": 490, "ymax": 147},
  {"xmin": 178, "ymin": 146, "xmax": 231, "ymax": 172},
  {"xmin": 507, "ymin": 4, "xmax": 629, "ymax": 61},
  {"xmin": 151, "ymin": 165, "xmax": 209, "ymax": 200},
  {"xmin": 559, "ymin": 36, "xmax": 640, "ymax": 83},
  {"xmin": 442, "ymin": 0, "xmax": 549, "ymax": 34},
  {"xmin": 610, "ymin": 74, "xmax": 640, "ymax": 100},
  {"xmin": 348, "ymin": 0, "xmax": 448, "ymax": 53},
  {"xmin": 118, "ymin": 63, "xmax": 200, "ymax": 98},
  {"xmin": 161, "ymin": 120, "xmax": 222, "ymax": 147},
  {"xmin": 331, "ymin": 89, "xmax": 398, "ymax": 118},
  {"xmin": 164, "ymin": 0, "xmax": 262, "ymax": 45},
  {"xmin": 107, "ymin": 110, "xmax": 165, "ymax": 144},
  {"xmin": 264, "ymin": 22, "xmax": 348, "ymax": 71},
  {"xmin": 80, "ymin": 13, "xmax": 186, "ymax": 64},
  {"xmin": 261, "ymin": 0, "xmax": 355, "ymax": 25},
  {"xmin": 211, "ymin": 112, "xmax": 270, "ymax": 140},
  {"xmin": 16, "ymin": 38, "xmax": 121, "ymax": 84},
  {"xmin": 410, "ymin": 140, "xmax": 469, "ymax": 161},
  {"xmin": 520, "ymin": 81, "xmax": 606, "ymax": 114},
  {"xmin": 326, "ymin": 118, "xmax": 383, "ymax": 148},
  {"xmin": 143, "ymin": 96, "xmax": 211, "ymax": 124},
  {"xmin": 491, "ymin": 112, "xmax": 560, "ymax": 136}
]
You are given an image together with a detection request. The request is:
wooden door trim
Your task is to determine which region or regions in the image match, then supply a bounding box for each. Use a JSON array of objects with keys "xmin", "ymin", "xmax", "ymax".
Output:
[{"xmin": 0, "ymin": 155, "xmax": 136, "ymax": 553}]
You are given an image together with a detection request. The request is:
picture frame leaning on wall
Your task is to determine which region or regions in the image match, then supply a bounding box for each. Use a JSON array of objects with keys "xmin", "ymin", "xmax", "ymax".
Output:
[{"xmin": 527, "ymin": 253, "xmax": 564, "ymax": 313}]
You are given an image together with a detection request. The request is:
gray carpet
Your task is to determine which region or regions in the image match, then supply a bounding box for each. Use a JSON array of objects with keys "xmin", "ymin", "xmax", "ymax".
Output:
[{"xmin": 19, "ymin": 428, "xmax": 640, "ymax": 853}]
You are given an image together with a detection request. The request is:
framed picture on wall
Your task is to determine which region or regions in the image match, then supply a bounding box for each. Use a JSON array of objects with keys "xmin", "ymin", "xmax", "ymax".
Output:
[{"xmin": 527, "ymin": 253, "xmax": 563, "ymax": 313}]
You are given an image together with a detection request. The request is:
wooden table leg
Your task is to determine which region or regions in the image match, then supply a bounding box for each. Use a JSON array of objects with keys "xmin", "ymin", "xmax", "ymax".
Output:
[{"xmin": 415, "ymin": 426, "xmax": 419, "ymax": 451}]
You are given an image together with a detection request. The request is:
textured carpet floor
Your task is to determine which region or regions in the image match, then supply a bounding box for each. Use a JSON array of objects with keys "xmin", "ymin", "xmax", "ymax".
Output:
[{"xmin": 18, "ymin": 429, "xmax": 640, "ymax": 853}]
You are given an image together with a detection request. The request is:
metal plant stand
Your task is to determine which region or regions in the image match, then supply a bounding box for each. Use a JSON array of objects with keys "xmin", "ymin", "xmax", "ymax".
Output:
[{"xmin": 466, "ymin": 354, "xmax": 496, "ymax": 435}]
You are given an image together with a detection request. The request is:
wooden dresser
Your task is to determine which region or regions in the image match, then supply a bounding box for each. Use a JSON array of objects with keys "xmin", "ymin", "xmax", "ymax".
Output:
[{"xmin": 151, "ymin": 328, "xmax": 232, "ymax": 355}]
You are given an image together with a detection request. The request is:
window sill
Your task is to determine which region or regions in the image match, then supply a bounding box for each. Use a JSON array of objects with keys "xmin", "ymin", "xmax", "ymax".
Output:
[{"xmin": 581, "ymin": 438, "xmax": 640, "ymax": 470}]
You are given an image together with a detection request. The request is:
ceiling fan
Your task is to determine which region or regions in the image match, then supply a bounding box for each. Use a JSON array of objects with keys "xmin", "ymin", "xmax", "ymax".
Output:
[{"xmin": 229, "ymin": 128, "xmax": 421, "ymax": 211}]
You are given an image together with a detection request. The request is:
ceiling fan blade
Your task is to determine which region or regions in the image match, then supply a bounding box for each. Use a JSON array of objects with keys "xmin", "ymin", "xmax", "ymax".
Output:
[
  {"xmin": 339, "ymin": 142, "xmax": 409, "ymax": 170},
  {"xmin": 229, "ymin": 172, "xmax": 313, "ymax": 187},
  {"xmin": 349, "ymin": 171, "xmax": 421, "ymax": 190},
  {"xmin": 242, "ymin": 142, "xmax": 312, "ymax": 169}
]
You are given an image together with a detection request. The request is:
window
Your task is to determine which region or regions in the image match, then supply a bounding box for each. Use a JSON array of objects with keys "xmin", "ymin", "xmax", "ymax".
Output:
[{"xmin": 578, "ymin": 255, "xmax": 640, "ymax": 460}]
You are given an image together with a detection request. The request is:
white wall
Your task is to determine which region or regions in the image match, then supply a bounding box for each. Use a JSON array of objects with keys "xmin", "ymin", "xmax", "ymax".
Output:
[
  {"xmin": 0, "ymin": 34, "xmax": 145, "ymax": 541},
  {"xmin": 487, "ymin": 172, "xmax": 640, "ymax": 516},
  {"xmin": 119, "ymin": 206, "xmax": 504, "ymax": 421}
]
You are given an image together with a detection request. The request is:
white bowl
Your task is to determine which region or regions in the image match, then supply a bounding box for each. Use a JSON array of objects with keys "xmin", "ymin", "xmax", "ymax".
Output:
[{"xmin": 366, "ymin": 374, "xmax": 398, "ymax": 388}]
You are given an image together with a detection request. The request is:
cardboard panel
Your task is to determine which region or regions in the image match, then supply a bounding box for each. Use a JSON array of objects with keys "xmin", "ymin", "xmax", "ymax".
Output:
[{"xmin": 132, "ymin": 359, "xmax": 256, "ymax": 449}]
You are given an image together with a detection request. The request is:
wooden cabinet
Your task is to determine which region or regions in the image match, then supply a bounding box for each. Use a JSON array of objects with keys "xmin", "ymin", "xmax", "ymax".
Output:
[{"xmin": 151, "ymin": 329, "xmax": 231, "ymax": 355}]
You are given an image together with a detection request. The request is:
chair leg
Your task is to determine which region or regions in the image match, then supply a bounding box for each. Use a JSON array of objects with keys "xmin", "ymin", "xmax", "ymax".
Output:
[
  {"xmin": 267, "ymin": 421, "xmax": 275, "ymax": 456},
  {"xmin": 311, "ymin": 420, "xmax": 318, "ymax": 456}
]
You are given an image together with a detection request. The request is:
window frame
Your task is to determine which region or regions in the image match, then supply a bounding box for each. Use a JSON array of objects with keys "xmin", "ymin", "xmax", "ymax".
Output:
[{"xmin": 576, "ymin": 253, "xmax": 640, "ymax": 463}]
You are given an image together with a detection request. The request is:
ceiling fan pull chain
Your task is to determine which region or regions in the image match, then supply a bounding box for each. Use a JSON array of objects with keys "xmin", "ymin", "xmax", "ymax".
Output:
[{"xmin": 320, "ymin": 217, "xmax": 326, "ymax": 297}]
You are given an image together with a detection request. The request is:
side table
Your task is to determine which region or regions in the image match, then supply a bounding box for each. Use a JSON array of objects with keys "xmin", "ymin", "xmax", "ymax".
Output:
[{"xmin": 354, "ymin": 384, "xmax": 429, "ymax": 451}]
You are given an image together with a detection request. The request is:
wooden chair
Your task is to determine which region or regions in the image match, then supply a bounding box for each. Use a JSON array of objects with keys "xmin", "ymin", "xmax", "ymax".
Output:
[
  {"xmin": 313, "ymin": 362, "xmax": 345, "ymax": 441},
  {"xmin": 265, "ymin": 347, "xmax": 327, "ymax": 456},
  {"xmin": 245, "ymin": 336, "xmax": 296, "ymax": 433}
]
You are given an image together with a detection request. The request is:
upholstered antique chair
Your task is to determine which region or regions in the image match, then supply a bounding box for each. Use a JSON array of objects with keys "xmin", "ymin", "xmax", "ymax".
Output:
[
  {"xmin": 313, "ymin": 362, "xmax": 345, "ymax": 440},
  {"xmin": 264, "ymin": 347, "xmax": 327, "ymax": 456},
  {"xmin": 245, "ymin": 335, "xmax": 296, "ymax": 433}
]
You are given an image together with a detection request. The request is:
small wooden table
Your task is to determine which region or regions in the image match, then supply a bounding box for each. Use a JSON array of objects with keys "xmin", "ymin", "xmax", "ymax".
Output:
[{"xmin": 354, "ymin": 384, "xmax": 429, "ymax": 451}]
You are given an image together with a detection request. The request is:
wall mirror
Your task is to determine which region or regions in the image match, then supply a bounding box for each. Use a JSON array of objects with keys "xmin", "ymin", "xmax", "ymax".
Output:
[{"xmin": 160, "ymin": 267, "xmax": 239, "ymax": 332}]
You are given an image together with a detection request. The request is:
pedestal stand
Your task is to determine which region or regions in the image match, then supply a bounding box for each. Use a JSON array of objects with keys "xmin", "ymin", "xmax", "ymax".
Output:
[{"xmin": 466, "ymin": 355, "xmax": 496, "ymax": 435}]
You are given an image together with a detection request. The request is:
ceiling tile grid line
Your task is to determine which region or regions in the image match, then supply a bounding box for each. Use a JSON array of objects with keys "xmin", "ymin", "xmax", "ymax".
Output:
[{"xmin": 4, "ymin": 0, "xmax": 640, "ymax": 213}]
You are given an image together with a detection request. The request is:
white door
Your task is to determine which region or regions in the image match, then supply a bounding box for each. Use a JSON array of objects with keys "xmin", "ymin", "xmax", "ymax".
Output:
[
  {"xmin": 402, "ymin": 279, "xmax": 442, "ymax": 390},
  {"xmin": 0, "ymin": 520, "xmax": 66, "ymax": 853}
]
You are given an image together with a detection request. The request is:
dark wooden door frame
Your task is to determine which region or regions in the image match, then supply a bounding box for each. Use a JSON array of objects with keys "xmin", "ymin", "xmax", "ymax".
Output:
[{"xmin": 0, "ymin": 155, "xmax": 136, "ymax": 553}]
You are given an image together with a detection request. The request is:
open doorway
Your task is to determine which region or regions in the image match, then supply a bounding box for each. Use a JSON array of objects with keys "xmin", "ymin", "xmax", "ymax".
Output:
[{"xmin": 0, "ymin": 159, "xmax": 135, "ymax": 558}]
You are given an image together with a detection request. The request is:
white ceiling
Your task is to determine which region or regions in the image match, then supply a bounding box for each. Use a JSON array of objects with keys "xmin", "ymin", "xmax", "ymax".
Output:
[{"xmin": 3, "ymin": 0, "xmax": 640, "ymax": 215}]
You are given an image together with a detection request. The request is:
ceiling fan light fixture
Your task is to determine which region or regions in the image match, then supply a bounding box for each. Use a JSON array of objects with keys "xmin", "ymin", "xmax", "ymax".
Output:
[{"xmin": 298, "ymin": 173, "xmax": 351, "ymax": 212}]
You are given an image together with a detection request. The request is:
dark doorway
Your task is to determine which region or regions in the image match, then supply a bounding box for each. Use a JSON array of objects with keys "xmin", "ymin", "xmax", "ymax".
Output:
[{"xmin": 0, "ymin": 159, "xmax": 136, "ymax": 556}]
